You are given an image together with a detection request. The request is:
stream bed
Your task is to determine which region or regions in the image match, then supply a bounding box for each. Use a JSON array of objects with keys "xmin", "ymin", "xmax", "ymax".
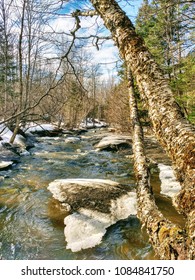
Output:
[{"xmin": 0, "ymin": 129, "xmax": 184, "ymax": 260}]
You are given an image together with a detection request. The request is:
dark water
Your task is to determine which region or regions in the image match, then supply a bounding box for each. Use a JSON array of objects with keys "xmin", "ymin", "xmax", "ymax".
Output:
[{"xmin": 0, "ymin": 129, "xmax": 183, "ymax": 260}]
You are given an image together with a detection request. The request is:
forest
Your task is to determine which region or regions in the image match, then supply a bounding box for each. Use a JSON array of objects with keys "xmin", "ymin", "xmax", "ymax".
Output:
[{"xmin": 0, "ymin": 0, "xmax": 194, "ymax": 260}]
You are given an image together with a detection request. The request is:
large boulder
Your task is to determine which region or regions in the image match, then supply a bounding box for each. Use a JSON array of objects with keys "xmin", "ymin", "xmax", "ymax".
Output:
[
  {"xmin": 94, "ymin": 135, "xmax": 132, "ymax": 151},
  {"xmin": 48, "ymin": 178, "xmax": 137, "ymax": 252}
]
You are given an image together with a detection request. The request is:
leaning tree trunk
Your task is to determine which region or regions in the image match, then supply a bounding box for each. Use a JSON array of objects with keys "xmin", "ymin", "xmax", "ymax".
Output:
[
  {"xmin": 89, "ymin": 0, "xmax": 195, "ymax": 259},
  {"xmin": 128, "ymin": 69, "xmax": 188, "ymax": 259}
]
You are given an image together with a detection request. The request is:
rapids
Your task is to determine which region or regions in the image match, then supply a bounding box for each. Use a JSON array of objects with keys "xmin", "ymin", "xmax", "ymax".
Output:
[{"xmin": 0, "ymin": 129, "xmax": 184, "ymax": 260}]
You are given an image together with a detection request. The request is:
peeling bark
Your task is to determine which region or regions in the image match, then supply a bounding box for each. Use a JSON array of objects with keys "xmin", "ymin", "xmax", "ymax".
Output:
[
  {"xmin": 128, "ymin": 69, "xmax": 188, "ymax": 260},
  {"xmin": 89, "ymin": 0, "xmax": 195, "ymax": 260}
]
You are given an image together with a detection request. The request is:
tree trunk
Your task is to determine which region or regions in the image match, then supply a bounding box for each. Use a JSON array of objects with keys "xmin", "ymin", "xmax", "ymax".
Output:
[
  {"xmin": 9, "ymin": 117, "xmax": 20, "ymax": 144},
  {"xmin": 89, "ymin": 0, "xmax": 195, "ymax": 259},
  {"xmin": 10, "ymin": 0, "xmax": 26, "ymax": 144},
  {"xmin": 128, "ymin": 69, "xmax": 188, "ymax": 259}
]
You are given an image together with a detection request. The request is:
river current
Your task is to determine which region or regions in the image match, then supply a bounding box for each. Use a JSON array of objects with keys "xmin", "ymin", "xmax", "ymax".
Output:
[{"xmin": 0, "ymin": 129, "xmax": 183, "ymax": 260}]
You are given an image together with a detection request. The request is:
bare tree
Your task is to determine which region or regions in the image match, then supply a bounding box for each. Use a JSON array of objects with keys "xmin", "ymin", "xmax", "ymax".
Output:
[{"xmin": 0, "ymin": 0, "xmax": 16, "ymax": 118}]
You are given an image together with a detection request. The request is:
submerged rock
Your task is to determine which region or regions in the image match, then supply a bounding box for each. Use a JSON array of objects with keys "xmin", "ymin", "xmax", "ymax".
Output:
[
  {"xmin": 158, "ymin": 163, "xmax": 182, "ymax": 198},
  {"xmin": 48, "ymin": 178, "xmax": 137, "ymax": 252},
  {"xmin": 95, "ymin": 135, "xmax": 131, "ymax": 151}
]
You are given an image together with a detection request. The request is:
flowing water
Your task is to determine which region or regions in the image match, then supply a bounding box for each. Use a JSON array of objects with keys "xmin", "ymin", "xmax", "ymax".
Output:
[{"xmin": 0, "ymin": 129, "xmax": 185, "ymax": 260}]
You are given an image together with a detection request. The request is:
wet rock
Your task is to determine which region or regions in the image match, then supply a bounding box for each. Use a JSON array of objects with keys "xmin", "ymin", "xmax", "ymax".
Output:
[
  {"xmin": 94, "ymin": 135, "xmax": 132, "ymax": 151},
  {"xmin": 48, "ymin": 178, "xmax": 137, "ymax": 252},
  {"xmin": 0, "ymin": 147, "xmax": 20, "ymax": 163},
  {"xmin": 72, "ymin": 128, "xmax": 88, "ymax": 135},
  {"xmin": 0, "ymin": 176, "xmax": 5, "ymax": 181},
  {"xmin": 0, "ymin": 161, "xmax": 13, "ymax": 170},
  {"xmin": 19, "ymin": 149, "xmax": 31, "ymax": 156},
  {"xmin": 64, "ymin": 136, "xmax": 81, "ymax": 144}
]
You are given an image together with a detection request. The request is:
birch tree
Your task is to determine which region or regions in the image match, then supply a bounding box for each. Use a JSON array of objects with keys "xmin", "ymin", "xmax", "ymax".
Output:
[{"xmin": 128, "ymin": 68, "xmax": 188, "ymax": 259}]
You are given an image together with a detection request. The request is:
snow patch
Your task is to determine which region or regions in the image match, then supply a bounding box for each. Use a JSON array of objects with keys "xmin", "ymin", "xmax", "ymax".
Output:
[
  {"xmin": 158, "ymin": 163, "xmax": 182, "ymax": 198},
  {"xmin": 25, "ymin": 123, "xmax": 57, "ymax": 133},
  {"xmin": 79, "ymin": 118, "xmax": 107, "ymax": 129},
  {"xmin": 0, "ymin": 124, "xmax": 26, "ymax": 147},
  {"xmin": 64, "ymin": 192, "xmax": 137, "ymax": 252}
]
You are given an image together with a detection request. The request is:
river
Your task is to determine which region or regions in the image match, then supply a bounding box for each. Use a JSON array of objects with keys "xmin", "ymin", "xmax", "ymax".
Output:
[{"xmin": 0, "ymin": 128, "xmax": 184, "ymax": 260}]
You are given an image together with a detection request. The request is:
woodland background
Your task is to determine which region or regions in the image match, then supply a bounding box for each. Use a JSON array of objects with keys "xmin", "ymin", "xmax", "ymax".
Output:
[{"xmin": 0, "ymin": 0, "xmax": 194, "ymax": 135}]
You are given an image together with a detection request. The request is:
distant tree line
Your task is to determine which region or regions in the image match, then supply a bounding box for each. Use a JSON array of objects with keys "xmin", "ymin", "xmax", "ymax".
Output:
[{"xmin": 0, "ymin": 0, "xmax": 194, "ymax": 137}]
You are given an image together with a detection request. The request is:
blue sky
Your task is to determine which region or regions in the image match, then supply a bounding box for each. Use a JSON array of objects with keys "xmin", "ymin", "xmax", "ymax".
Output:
[
  {"xmin": 61, "ymin": 0, "xmax": 142, "ymax": 21},
  {"xmin": 52, "ymin": 0, "xmax": 143, "ymax": 80}
]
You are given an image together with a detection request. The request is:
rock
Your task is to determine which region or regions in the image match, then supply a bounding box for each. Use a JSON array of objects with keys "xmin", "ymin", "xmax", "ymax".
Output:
[
  {"xmin": 0, "ymin": 147, "xmax": 20, "ymax": 162},
  {"xmin": 19, "ymin": 149, "xmax": 30, "ymax": 156},
  {"xmin": 0, "ymin": 176, "xmax": 5, "ymax": 181},
  {"xmin": 158, "ymin": 163, "xmax": 182, "ymax": 198},
  {"xmin": 72, "ymin": 128, "xmax": 88, "ymax": 135},
  {"xmin": 94, "ymin": 135, "xmax": 132, "ymax": 151},
  {"xmin": 0, "ymin": 161, "xmax": 13, "ymax": 170},
  {"xmin": 48, "ymin": 178, "xmax": 137, "ymax": 252},
  {"xmin": 64, "ymin": 137, "xmax": 81, "ymax": 144}
]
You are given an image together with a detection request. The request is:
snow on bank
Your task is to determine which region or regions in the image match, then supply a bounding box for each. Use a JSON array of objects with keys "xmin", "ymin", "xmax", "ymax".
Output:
[
  {"xmin": 24, "ymin": 123, "xmax": 58, "ymax": 134},
  {"xmin": 158, "ymin": 163, "xmax": 182, "ymax": 198},
  {"xmin": 0, "ymin": 124, "xmax": 26, "ymax": 147},
  {"xmin": 79, "ymin": 118, "xmax": 107, "ymax": 129}
]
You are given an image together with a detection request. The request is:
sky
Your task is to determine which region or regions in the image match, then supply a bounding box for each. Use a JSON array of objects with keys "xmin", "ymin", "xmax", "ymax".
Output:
[
  {"xmin": 5, "ymin": 0, "xmax": 143, "ymax": 82},
  {"xmin": 51, "ymin": 0, "xmax": 143, "ymax": 80}
]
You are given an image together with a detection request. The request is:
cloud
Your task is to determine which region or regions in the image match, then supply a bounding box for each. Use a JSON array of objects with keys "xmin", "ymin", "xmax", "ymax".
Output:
[
  {"xmin": 87, "ymin": 42, "xmax": 120, "ymax": 80},
  {"xmin": 48, "ymin": 12, "xmax": 118, "ymax": 78},
  {"xmin": 50, "ymin": 15, "xmax": 75, "ymax": 33}
]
